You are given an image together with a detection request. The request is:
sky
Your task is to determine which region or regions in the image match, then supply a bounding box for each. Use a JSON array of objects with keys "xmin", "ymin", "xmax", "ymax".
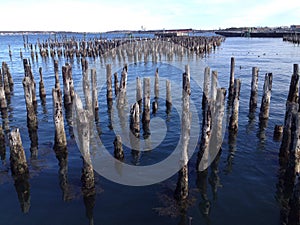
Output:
[{"xmin": 0, "ymin": 0, "xmax": 299, "ymax": 32}]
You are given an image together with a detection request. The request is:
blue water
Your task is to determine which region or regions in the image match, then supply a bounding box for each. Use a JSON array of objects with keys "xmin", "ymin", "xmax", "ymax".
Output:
[{"xmin": 0, "ymin": 33, "xmax": 299, "ymax": 225}]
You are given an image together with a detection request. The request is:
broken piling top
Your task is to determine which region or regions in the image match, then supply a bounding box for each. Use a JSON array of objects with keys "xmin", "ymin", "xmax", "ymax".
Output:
[
  {"xmin": 9, "ymin": 128, "xmax": 29, "ymax": 176},
  {"xmin": 113, "ymin": 135, "xmax": 124, "ymax": 160},
  {"xmin": 259, "ymin": 73, "xmax": 273, "ymax": 120}
]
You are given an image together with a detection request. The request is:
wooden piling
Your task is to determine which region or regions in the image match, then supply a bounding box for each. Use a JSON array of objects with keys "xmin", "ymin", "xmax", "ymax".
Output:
[
  {"xmin": 288, "ymin": 64, "xmax": 299, "ymax": 104},
  {"xmin": 228, "ymin": 57, "xmax": 235, "ymax": 101},
  {"xmin": 130, "ymin": 102, "xmax": 140, "ymax": 138},
  {"xmin": 166, "ymin": 79, "xmax": 172, "ymax": 113},
  {"xmin": 9, "ymin": 128, "xmax": 29, "ymax": 176},
  {"xmin": 113, "ymin": 135, "xmax": 124, "ymax": 161},
  {"xmin": 106, "ymin": 64, "xmax": 113, "ymax": 103},
  {"xmin": 228, "ymin": 79, "xmax": 241, "ymax": 132},
  {"xmin": 38, "ymin": 67, "xmax": 46, "ymax": 104},
  {"xmin": 249, "ymin": 67, "xmax": 259, "ymax": 114},
  {"xmin": 91, "ymin": 68, "xmax": 99, "ymax": 120},
  {"xmin": 202, "ymin": 67, "xmax": 210, "ymax": 110},
  {"xmin": 78, "ymin": 108, "xmax": 95, "ymax": 195},
  {"xmin": 259, "ymin": 73, "xmax": 273, "ymax": 120},
  {"xmin": 54, "ymin": 60, "xmax": 60, "ymax": 89},
  {"xmin": 142, "ymin": 77, "xmax": 151, "ymax": 136},
  {"xmin": 0, "ymin": 86, "xmax": 7, "ymax": 110},
  {"xmin": 62, "ymin": 64, "xmax": 74, "ymax": 108},
  {"xmin": 114, "ymin": 72, "xmax": 119, "ymax": 97},
  {"xmin": 22, "ymin": 76, "xmax": 37, "ymax": 130},
  {"xmin": 136, "ymin": 77, "xmax": 142, "ymax": 110},
  {"xmin": 52, "ymin": 88, "xmax": 67, "ymax": 148},
  {"xmin": 211, "ymin": 71, "xmax": 218, "ymax": 103},
  {"xmin": 174, "ymin": 70, "xmax": 191, "ymax": 201},
  {"xmin": 154, "ymin": 68, "xmax": 159, "ymax": 99},
  {"xmin": 117, "ymin": 66, "xmax": 127, "ymax": 107}
]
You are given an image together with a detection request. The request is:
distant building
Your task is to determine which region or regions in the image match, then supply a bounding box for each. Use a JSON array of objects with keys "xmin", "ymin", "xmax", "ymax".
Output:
[{"xmin": 291, "ymin": 25, "xmax": 300, "ymax": 31}]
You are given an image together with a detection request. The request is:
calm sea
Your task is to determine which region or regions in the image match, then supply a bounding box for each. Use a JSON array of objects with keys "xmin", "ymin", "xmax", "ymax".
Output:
[{"xmin": 0, "ymin": 33, "xmax": 299, "ymax": 225}]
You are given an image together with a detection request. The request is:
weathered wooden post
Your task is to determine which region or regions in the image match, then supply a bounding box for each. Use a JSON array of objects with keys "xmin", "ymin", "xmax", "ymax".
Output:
[
  {"xmin": 288, "ymin": 178, "xmax": 300, "ymax": 224},
  {"xmin": 211, "ymin": 71, "xmax": 218, "ymax": 104},
  {"xmin": 142, "ymin": 77, "xmax": 151, "ymax": 136},
  {"xmin": 279, "ymin": 102, "xmax": 298, "ymax": 162},
  {"xmin": 154, "ymin": 68, "xmax": 159, "ymax": 99},
  {"xmin": 106, "ymin": 64, "xmax": 113, "ymax": 108},
  {"xmin": 287, "ymin": 64, "xmax": 299, "ymax": 104},
  {"xmin": 82, "ymin": 71, "xmax": 93, "ymax": 121},
  {"xmin": 52, "ymin": 88, "xmax": 67, "ymax": 149},
  {"xmin": 39, "ymin": 67, "xmax": 46, "ymax": 104},
  {"xmin": 166, "ymin": 79, "xmax": 172, "ymax": 113},
  {"xmin": 249, "ymin": 67, "xmax": 259, "ymax": 115},
  {"xmin": 117, "ymin": 66, "xmax": 127, "ymax": 107},
  {"xmin": 114, "ymin": 135, "xmax": 124, "ymax": 161},
  {"xmin": 91, "ymin": 68, "xmax": 99, "ymax": 121},
  {"xmin": 130, "ymin": 102, "xmax": 140, "ymax": 138},
  {"xmin": 22, "ymin": 76, "xmax": 38, "ymax": 130},
  {"xmin": 0, "ymin": 86, "xmax": 7, "ymax": 110},
  {"xmin": 174, "ymin": 69, "xmax": 191, "ymax": 201},
  {"xmin": 202, "ymin": 67, "xmax": 210, "ymax": 110},
  {"xmin": 136, "ymin": 77, "xmax": 143, "ymax": 110},
  {"xmin": 9, "ymin": 129, "xmax": 31, "ymax": 214},
  {"xmin": 114, "ymin": 72, "xmax": 119, "ymax": 97},
  {"xmin": 228, "ymin": 79, "xmax": 241, "ymax": 132},
  {"xmin": 9, "ymin": 128, "xmax": 29, "ymax": 176},
  {"xmin": 228, "ymin": 57, "xmax": 235, "ymax": 101},
  {"xmin": 78, "ymin": 108, "xmax": 95, "ymax": 196},
  {"xmin": 259, "ymin": 73, "xmax": 273, "ymax": 120},
  {"xmin": 54, "ymin": 60, "xmax": 60, "ymax": 89}
]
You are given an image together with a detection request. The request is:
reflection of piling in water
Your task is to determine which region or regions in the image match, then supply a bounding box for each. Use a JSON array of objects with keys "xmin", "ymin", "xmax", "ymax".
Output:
[
  {"xmin": 142, "ymin": 77, "xmax": 151, "ymax": 137},
  {"xmin": 196, "ymin": 169, "xmax": 210, "ymax": 217},
  {"xmin": 9, "ymin": 128, "xmax": 31, "ymax": 213},
  {"xmin": 166, "ymin": 79, "xmax": 172, "ymax": 114},
  {"xmin": 114, "ymin": 135, "xmax": 124, "ymax": 161},
  {"xmin": 228, "ymin": 79, "xmax": 241, "ymax": 132},
  {"xmin": 259, "ymin": 73, "xmax": 273, "ymax": 121},
  {"xmin": 54, "ymin": 145, "xmax": 71, "ymax": 202},
  {"xmin": 228, "ymin": 57, "xmax": 235, "ymax": 103},
  {"xmin": 249, "ymin": 67, "xmax": 259, "ymax": 117},
  {"xmin": 0, "ymin": 125, "xmax": 5, "ymax": 160},
  {"xmin": 174, "ymin": 68, "xmax": 191, "ymax": 201},
  {"xmin": 38, "ymin": 67, "xmax": 46, "ymax": 105}
]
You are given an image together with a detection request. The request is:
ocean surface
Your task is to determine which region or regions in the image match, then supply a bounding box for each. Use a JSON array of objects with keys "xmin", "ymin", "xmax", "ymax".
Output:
[{"xmin": 0, "ymin": 33, "xmax": 299, "ymax": 225}]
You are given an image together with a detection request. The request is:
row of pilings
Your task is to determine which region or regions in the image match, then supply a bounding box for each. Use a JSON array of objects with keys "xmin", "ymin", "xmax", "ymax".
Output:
[
  {"xmin": 14, "ymin": 35, "xmax": 225, "ymax": 62},
  {"xmin": 283, "ymin": 34, "xmax": 300, "ymax": 45}
]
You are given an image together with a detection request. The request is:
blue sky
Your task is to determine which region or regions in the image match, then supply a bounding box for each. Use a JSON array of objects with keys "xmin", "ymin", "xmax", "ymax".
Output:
[{"xmin": 0, "ymin": 0, "xmax": 299, "ymax": 32}]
